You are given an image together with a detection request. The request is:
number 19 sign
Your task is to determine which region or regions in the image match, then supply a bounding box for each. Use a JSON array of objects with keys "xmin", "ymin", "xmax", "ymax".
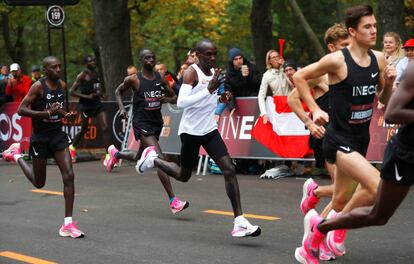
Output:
[{"xmin": 46, "ymin": 5, "xmax": 65, "ymax": 27}]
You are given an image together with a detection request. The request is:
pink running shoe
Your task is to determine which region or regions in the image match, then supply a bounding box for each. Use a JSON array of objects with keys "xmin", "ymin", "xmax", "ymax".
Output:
[
  {"xmin": 135, "ymin": 146, "xmax": 158, "ymax": 175},
  {"xmin": 300, "ymin": 178, "xmax": 320, "ymax": 215},
  {"xmin": 170, "ymin": 197, "xmax": 189, "ymax": 214},
  {"xmin": 105, "ymin": 145, "xmax": 119, "ymax": 172},
  {"xmin": 295, "ymin": 247, "xmax": 319, "ymax": 264},
  {"xmin": 2, "ymin": 143, "xmax": 21, "ymax": 162},
  {"xmin": 302, "ymin": 209, "xmax": 325, "ymax": 260},
  {"xmin": 69, "ymin": 145, "xmax": 76, "ymax": 163},
  {"xmin": 319, "ymin": 239, "xmax": 336, "ymax": 261},
  {"xmin": 326, "ymin": 210, "xmax": 347, "ymax": 256},
  {"xmin": 59, "ymin": 222, "xmax": 85, "ymax": 238}
]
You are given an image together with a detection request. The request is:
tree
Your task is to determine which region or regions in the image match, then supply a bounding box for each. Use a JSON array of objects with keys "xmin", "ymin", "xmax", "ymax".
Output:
[
  {"xmin": 92, "ymin": 0, "xmax": 132, "ymax": 99},
  {"xmin": 287, "ymin": 0, "xmax": 324, "ymax": 58},
  {"xmin": 250, "ymin": 0, "xmax": 273, "ymax": 73},
  {"xmin": 377, "ymin": 0, "xmax": 408, "ymax": 40}
]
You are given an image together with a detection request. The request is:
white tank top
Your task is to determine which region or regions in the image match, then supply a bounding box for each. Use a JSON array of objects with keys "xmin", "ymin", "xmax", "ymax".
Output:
[{"xmin": 178, "ymin": 64, "xmax": 218, "ymax": 136}]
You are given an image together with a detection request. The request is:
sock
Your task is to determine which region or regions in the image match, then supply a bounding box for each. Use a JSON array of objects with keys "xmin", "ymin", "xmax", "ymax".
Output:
[
  {"xmin": 64, "ymin": 217, "xmax": 73, "ymax": 225},
  {"xmin": 114, "ymin": 151, "xmax": 121, "ymax": 159},
  {"xmin": 169, "ymin": 196, "xmax": 175, "ymax": 204},
  {"xmin": 13, "ymin": 154, "xmax": 23, "ymax": 162}
]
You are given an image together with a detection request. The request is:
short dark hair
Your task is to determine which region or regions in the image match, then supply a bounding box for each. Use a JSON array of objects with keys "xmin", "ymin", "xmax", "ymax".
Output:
[
  {"xmin": 344, "ymin": 5, "xmax": 374, "ymax": 30},
  {"xmin": 138, "ymin": 48, "xmax": 152, "ymax": 61}
]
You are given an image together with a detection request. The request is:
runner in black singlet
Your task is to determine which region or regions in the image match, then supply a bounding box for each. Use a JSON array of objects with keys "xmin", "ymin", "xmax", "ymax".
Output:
[
  {"xmin": 69, "ymin": 55, "xmax": 111, "ymax": 163},
  {"xmin": 106, "ymin": 48, "xmax": 189, "ymax": 215},
  {"xmin": 2, "ymin": 56, "xmax": 84, "ymax": 238}
]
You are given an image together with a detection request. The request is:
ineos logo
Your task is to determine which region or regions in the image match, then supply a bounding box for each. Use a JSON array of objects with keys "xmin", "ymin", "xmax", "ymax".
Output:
[{"xmin": 0, "ymin": 113, "xmax": 23, "ymax": 141}]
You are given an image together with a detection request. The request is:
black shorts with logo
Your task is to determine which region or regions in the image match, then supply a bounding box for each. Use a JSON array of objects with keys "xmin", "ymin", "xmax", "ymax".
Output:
[
  {"xmin": 180, "ymin": 129, "xmax": 229, "ymax": 170},
  {"xmin": 29, "ymin": 130, "xmax": 72, "ymax": 159},
  {"xmin": 78, "ymin": 103, "xmax": 105, "ymax": 119},
  {"xmin": 322, "ymin": 130, "xmax": 369, "ymax": 164},
  {"xmin": 133, "ymin": 120, "xmax": 163, "ymax": 141},
  {"xmin": 380, "ymin": 138, "xmax": 414, "ymax": 186}
]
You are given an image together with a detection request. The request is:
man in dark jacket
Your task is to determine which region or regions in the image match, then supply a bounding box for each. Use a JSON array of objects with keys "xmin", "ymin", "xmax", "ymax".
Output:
[{"xmin": 224, "ymin": 48, "xmax": 261, "ymax": 98}]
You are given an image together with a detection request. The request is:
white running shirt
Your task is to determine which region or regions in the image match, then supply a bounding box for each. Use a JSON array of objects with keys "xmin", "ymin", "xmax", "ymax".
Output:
[{"xmin": 177, "ymin": 64, "xmax": 218, "ymax": 136}]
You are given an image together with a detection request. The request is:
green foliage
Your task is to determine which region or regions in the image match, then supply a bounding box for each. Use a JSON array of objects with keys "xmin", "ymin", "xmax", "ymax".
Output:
[
  {"xmin": 130, "ymin": 0, "xmax": 253, "ymax": 73},
  {"xmin": 0, "ymin": 0, "xmax": 95, "ymax": 83}
]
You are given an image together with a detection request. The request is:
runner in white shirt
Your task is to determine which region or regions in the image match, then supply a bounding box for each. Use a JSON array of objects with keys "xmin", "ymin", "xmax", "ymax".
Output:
[{"xmin": 135, "ymin": 39, "xmax": 261, "ymax": 238}]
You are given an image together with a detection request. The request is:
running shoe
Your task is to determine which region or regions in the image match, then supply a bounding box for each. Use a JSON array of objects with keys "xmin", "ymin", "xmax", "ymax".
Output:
[
  {"xmin": 105, "ymin": 145, "xmax": 119, "ymax": 172},
  {"xmin": 103, "ymin": 153, "xmax": 119, "ymax": 169},
  {"xmin": 135, "ymin": 146, "xmax": 158, "ymax": 175},
  {"xmin": 59, "ymin": 222, "xmax": 85, "ymax": 238},
  {"xmin": 319, "ymin": 238, "xmax": 336, "ymax": 261},
  {"xmin": 170, "ymin": 197, "xmax": 189, "ymax": 214},
  {"xmin": 326, "ymin": 210, "xmax": 347, "ymax": 256},
  {"xmin": 2, "ymin": 143, "xmax": 21, "ymax": 162},
  {"xmin": 300, "ymin": 178, "xmax": 320, "ymax": 215},
  {"xmin": 302, "ymin": 209, "xmax": 325, "ymax": 259},
  {"xmin": 231, "ymin": 216, "xmax": 261, "ymax": 237},
  {"xmin": 295, "ymin": 247, "xmax": 319, "ymax": 264},
  {"xmin": 69, "ymin": 144, "xmax": 76, "ymax": 163}
]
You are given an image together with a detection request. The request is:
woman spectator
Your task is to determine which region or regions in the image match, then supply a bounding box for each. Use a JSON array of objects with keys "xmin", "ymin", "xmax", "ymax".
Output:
[
  {"xmin": 382, "ymin": 32, "xmax": 404, "ymax": 67},
  {"xmin": 257, "ymin": 50, "xmax": 291, "ymax": 124}
]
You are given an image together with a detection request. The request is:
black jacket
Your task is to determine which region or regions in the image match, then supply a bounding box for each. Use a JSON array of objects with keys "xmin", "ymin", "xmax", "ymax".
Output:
[{"xmin": 224, "ymin": 57, "xmax": 261, "ymax": 97}]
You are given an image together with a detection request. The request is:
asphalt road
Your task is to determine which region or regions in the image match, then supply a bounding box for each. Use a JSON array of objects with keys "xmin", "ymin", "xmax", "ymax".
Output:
[{"xmin": 1, "ymin": 160, "xmax": 413, "ymax": 264}]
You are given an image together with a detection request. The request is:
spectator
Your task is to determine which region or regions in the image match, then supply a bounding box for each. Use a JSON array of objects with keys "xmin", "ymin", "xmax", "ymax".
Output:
[
  {"xmin": 382, "ymin": 32, "xmax": 404, "ymax": 67},
  {"xmin": 6, "ymin": 63, "xmax": 32, "ymax": 102},
  {"xmin": 127, "ymin": 65, "xmax": 138, "ymax": 76},
  {"xmin": 225, "ymin": 47, "xmax": 261, "ymax": 98},
  {"xmin": 395, "ymin": 38, "xmax": 414, "ymax": 85},
  {"xmin": 175, "ymin": 63, "xmax": 189, "ymax": 90},
  {"xmin": 0, "ymin": 65, "xmax": 9, "ymax": 80},
  {"xmin": 185, "ymin": 48, "xmax": 198, "ymax": 65},
  {"xmin": 155, "ymin": 63, "xmax": 180, "ymax": 95},
  {"xmin": 257, "ymin": 50, "xmax": 291, "ymax": 124},
  {"xmin": 31, "ymin": 65, "xmax": 43, "ymax": 82}
]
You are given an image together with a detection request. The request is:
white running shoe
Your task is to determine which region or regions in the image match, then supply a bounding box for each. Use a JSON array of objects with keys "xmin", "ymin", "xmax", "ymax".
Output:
[
  {"xmin": 135, "ymin": 146, "xmax": 158, "ymax": 175},
  {"xmin": 231, "ymin": 216, "xmax": 261, "ymax": 237}
]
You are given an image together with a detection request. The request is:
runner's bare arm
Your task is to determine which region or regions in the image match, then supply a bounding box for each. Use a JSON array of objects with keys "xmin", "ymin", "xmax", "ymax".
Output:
[
  {"xmin": 69, "ymin": 72, "xmax": 93, "ymax": 99},
  {"xmin": 160, "ymin": 74, "xmax": 177, "ymax": 104},
  {"xmin": 18, "ymin": 82, "xmax": 49, "ymax": 119},
  {"xmin": 375, "ymin": 51, "xmax": 396, "ymax": 105},
  {"xmin": 287, "ymin": 88, "xmax": 325, "ymax": 139},
  {"xmin": 115, "ymin": 75, "xmax": 138, "ymax": 119}
]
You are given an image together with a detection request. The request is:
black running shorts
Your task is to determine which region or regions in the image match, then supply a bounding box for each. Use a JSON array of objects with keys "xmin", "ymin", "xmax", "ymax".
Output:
[
  {"xmin": 322, "ymin": 131, "xmax": 369, "ymax": 164},
  {"xmin": 380, "ymin": 138, "xmax": 414, "ymax": 186},
  {"xmin": 29, "ymin": 130, "xmax": 72, "ymax": 159},
  {"xmin": 78, "ymin": 103, "xmax": 105, "ymax": 118},
  {"xmin": 133, "ymin": 120, "xmax": 163, "ymax": 141},
  {"xmin": 180, "ymin": 129, "xmax": 229, "ymax": 170}
]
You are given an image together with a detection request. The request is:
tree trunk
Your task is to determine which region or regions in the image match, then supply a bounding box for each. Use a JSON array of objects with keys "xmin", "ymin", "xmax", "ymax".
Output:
[
  {"xmin": 250, "ymin": 0, "xmax": 273, "ymax": 73},
  {"xmin": 288, "ymin": 0, "xmax": 325, "ymax": 58},
  {"xmin": 92, "ymin": 0, "xmax": 132, "ymax": 100},
  {"xmin": 1, "ymin": 13, "xmax": 27, "ymax": 72},
  {"xmin": 377, "ymin": 0, "xmax": 407, "ymax": 40}
]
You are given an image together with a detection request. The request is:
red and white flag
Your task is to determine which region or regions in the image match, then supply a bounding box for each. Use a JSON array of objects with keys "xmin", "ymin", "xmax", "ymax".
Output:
[{"xmin": 251, "ymin": 96, "xmax": 312, "ymax": 158}]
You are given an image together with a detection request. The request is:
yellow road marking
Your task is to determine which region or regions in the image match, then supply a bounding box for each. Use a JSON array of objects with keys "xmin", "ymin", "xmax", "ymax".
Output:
[
  {"xmin": 31, "ymin": 189, "xmax": 63, "ymax": 196},
  {"xmin": 0, "ymin": 251, "xmax": 57, "ymax": 264},
  {"xmin": 203, "ymin": 210, "xmax": 280, "ymax": 221}
]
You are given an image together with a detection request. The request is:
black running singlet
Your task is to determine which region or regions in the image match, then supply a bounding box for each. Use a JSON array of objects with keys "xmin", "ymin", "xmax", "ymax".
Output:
[
  {"xmin": 327, "ymin": 48, "xmax": 379, "ymax": 136},
  {"xmin": 315, "ymin": 91, "xmax": 330, "ymax": 115},
  {"xmin": 78, "ymin": 70, "xmax": 101, "ymax": 106},
  {"xmin": 132, "ymin": 72, "xmax": 163, "ymax": 125},
  {"xmin": 31, "ymin": 78, "xmax": 64, "ymax": 134}
]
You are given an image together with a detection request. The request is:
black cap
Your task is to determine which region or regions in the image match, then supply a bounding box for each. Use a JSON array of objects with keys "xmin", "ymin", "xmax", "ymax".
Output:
[{"xmin": 31, "ymin": 65, "xmax": 41, "ymax": 72}]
